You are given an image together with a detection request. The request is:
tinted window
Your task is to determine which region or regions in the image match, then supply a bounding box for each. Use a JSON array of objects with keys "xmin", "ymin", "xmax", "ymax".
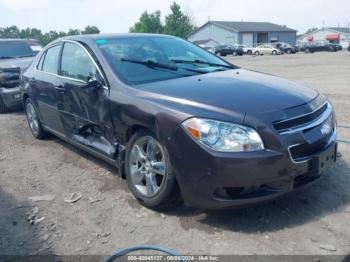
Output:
[
  {"xmin": 60, "ymin": 42, "xmax": 97, "ymax": 81},
  {"xmin": 0, "ymin": 40, "xmax": 42, "ymax": 58},
  {"xmin": 42, "ymin": 45, "xmax": 61, "ymax": 74},
  {"xmin": 98, "ymin": 36, "xmax": 233, "ymax": 85},
  {"xmin": 37, "ymin": 52, "xmax": 45, "ymax": 70}
]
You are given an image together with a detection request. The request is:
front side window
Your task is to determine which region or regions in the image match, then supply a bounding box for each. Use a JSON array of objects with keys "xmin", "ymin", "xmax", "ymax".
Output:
[
  {"xmin": 42, "ymin": 44, "xmax": 61, "ymax": 74},
  {"xmin": 60, "ymin": 42, "xmax": 97, "ymax": 81},
  {"xmin": 97, "ymin": 36, "xmax": 234, "ymax": 85}
]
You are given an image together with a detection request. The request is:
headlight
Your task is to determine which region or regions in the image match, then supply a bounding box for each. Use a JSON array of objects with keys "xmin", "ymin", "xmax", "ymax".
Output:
[{"xmin": 181, "ymin": 118, "xmax": 264, "ymax": 152}]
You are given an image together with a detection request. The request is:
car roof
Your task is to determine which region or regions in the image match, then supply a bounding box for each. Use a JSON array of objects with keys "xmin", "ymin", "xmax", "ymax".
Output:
[
  {"xmin": 45, "ymin": 33, "xmax": 179, "ymax": 47},
  {"xmin": 59, "ymin": 33, "xmax": 175, "ymax": 43}
]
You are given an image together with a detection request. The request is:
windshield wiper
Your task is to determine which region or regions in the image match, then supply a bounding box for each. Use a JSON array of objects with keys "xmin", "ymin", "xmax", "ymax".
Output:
[
  {"xmin": 0, "ymin": 56, "xmax": 14, "ymax": 59},
  {"xmin": 170, "ymin": 59, "xmax": 235, "ymax": 69},
  {"xmin": 120, "ymin": 58, "xmax": 209, "ymax": 76},
  {"xmin": 121, "ymin": 58, "xmax": 178, "ymax": 71}
]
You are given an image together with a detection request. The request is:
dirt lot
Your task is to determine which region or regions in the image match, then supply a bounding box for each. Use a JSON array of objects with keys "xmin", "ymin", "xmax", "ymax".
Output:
[{"xmin": 0, "ymin": 51, "xmax": 350, "ymax": 257}]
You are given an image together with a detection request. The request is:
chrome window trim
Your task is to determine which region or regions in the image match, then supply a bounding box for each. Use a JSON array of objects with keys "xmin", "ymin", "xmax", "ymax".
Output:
[
  {"xmin": 36, "ymin": 43, "xmax": 61, "ymax": 73},
  {"xmin": 278, "ymin": 103, "xmax": 332, "ymax": 135},
  {"xmin": 35, "ymin": 40, "xmax": 108, "ymax": 90}
]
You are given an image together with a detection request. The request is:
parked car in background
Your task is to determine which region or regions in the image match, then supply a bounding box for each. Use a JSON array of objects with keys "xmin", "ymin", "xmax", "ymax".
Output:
[
  {"xmin": 214, "ymin": 45, "xmax": 243, "ymax": 56},
  {"xmin": 22, "ymin": 34, "xmax": 337, "ymax": 209},
  {"xmin": 300, "ymin": 41, "xmax": 343, "ymax": 53},
  {"xmin": 203, "ymin": 46, "xmax": 215, "ymax": 53},
  {"xmin": 348, "ymin": 42, "xmax": 350, "ymax": 52},
  {"xmin": 214, "ymin": 45, "xmax": 232, "ymax": 56},
  {"xmin": 252, "ymin": 44, "xmax": 282, "ymax": 55},
  {"xmin": 234, "ymin": 44, "xmax": 253, "ymax": 55},
  {"xmin": 0, "ymin": 39, "xmax": 42, "ymax": 113},
  {"xmin": 231, "ymin": 45, "xmax": 244, "ymax": 56},
  {"xmin": 272, "ymin": 42, "xmax": 297, "ymax": 54}
]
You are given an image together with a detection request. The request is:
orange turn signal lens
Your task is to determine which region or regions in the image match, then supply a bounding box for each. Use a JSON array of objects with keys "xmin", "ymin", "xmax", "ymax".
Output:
[{"xmin": 182, "ymin": 118, "xmax": 201, "ymax": 140}]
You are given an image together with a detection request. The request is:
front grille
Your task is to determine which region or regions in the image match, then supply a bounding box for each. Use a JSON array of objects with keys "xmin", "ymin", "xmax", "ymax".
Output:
[
  {"xmin": 288, "ymin": 111, "xmax": 335, "ymax": 161},
  {"xmin": 289, "ymin": 129, "xmax": 334, "ymax": 160},
  {"xmin": 273, "ymin": 103, "xmax": 328, "ymax": 132},
  {"xmin": 0, "ymin": 67, "xmax": 21, "ymax": 88}
]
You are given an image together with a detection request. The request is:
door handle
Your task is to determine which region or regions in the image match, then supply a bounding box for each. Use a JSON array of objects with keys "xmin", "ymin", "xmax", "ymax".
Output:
[{"xmin": 54, "ymin": 85, "xmax": 65, "ymax": 91}]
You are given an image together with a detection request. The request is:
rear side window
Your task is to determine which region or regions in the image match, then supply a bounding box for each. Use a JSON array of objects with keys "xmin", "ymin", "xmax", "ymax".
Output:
[
  {"xmin": 60, "ymin": 42, "xmax": 97, "ymax": 81},
  {"xmin": 42, "ymin": 45, "xmax": 61, "ymax": 74}
]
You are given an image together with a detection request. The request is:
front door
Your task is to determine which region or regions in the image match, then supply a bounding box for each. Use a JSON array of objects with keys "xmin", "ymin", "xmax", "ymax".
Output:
[
  {"xmin": 56, "ymin": 41, "xmax": 115, "ymax": 157},
  {"xmin": 34, "ymin": 43, "xmax": 65, "ymax": 133}
]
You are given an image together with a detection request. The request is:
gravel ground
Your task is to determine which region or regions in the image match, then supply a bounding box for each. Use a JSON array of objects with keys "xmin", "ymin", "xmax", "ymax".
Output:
[{"xmin": 0, "ymin": 51, "xmax": 349, "ymax": 257}]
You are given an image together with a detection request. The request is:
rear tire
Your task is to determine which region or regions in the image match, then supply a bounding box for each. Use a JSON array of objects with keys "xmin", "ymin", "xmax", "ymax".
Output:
[
  {"xmin": 232, "ymin": 51, "xmax": 237, "ymax": 56},
  {"xmin": 247, "ymin": 50, "xmax": 252, "ymax": 55},
  {"xmin": 0, "ymin": 97, "xmax": 7, "ymax": 113},
  {"xmin": 25, "ymin": 98, "xmax": 48, "ymax": 139},
  {"xmin": 125, "ymin": 129, "xmax": 181, "ymax": 209},
  {"xmin": 286, "ymin": 49, "xmax": 292, "ymax": 54}
]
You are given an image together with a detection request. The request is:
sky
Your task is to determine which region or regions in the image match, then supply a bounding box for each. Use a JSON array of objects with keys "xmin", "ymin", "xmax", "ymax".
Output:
[{"xmin": 0, "ymin": 0, "xmax": 349, "ymax": 34}]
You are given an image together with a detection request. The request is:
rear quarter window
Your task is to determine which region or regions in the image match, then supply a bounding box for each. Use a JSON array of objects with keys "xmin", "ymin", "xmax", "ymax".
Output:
[{"xmin": 41, "ymin": 44, "xmax": 61, "ymax": 74}]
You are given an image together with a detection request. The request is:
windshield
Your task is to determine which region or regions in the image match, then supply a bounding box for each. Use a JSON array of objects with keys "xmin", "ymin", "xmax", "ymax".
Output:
[
  {"xmin": 97, "ymin": 36, "xmax": 235, "ymax": 85},
  {"xmin": 0, "ymin": 40, "xmax": 42, "ymax": 58}
]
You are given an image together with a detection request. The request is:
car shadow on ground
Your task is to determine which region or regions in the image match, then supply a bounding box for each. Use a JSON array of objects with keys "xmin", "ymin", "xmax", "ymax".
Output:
[
  {"xmin": 164, "ymin": 156, "xmax": 350, "ymax": 234},
  {"xmin": 47, "ymin": 129, "xmax": 350, "ymax": 234},
  {"xmin": 0, "ymin": 188, "xmax": 50, "ymax": 255}
]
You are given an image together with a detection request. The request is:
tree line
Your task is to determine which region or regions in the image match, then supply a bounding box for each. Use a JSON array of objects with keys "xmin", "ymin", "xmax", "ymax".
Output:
[
  {"xmin": 0, "ymin": 2, "xmax": 197, "ymax": 45},
  {"xmin": 129, "ymin": 2, "xmax": 197, "ymax": 38},
  {"xmin": 0, "ymin": 25, "xmax": 100, "ymax": 45}
]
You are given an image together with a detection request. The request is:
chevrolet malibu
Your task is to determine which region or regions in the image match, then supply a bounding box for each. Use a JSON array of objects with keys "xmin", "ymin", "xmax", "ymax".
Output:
[{"xmin": 22, "ymin": 34, "xmax": 337, "ymax": 209}]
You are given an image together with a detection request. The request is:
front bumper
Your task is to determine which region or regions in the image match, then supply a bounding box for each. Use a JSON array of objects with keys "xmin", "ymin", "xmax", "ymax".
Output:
[
  {"xmin": 168, "ymin": 125, "xmax": 337, "ymax": 209},
  {"xmin": 0, "ymin": 85, "xmax": 22, "ymax": 109}
]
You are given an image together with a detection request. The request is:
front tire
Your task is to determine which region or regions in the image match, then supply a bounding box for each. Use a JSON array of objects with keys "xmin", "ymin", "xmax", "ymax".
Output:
[
  {"xmin": 25, "ymin": 98, "xmax": 48, "ymax": 139},
  {"xmin": 232, "ymin": 51, "xmax": 237, "ymax": 56},
  {"xmin": 272, "ymin": 50, "xmax": 277, "ymax": 55},
  {"xmin": 254, "ymin": 51, "xmax": 260, "ymax": 56},
  {"xmin": 0, "ymin": 97, "xmax": 7, "ymax": 113},
  {"xmin": 125, "ymin": 130, "xmax": 181, "ymax": 209}
]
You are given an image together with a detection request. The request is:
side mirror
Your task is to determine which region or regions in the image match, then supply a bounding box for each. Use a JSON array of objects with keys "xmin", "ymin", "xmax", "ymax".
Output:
[{"xmin": 87, "ymin": 74, "xmax": 105, "ymax": 89}]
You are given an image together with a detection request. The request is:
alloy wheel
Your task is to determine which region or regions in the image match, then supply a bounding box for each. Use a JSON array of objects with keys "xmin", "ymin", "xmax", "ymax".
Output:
[
  {"xmin": 128, "ymin": 136, "xmax": 167, "ymax": 197},
  {"xmin": 26, "ymin": 102, "xmax": 40, "ymax": 135}
]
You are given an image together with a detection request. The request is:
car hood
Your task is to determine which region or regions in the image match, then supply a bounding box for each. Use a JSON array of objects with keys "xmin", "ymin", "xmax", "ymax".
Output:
[
  {"xmin": 137, "ymin": 69, "xmax": 318, "ymax": 114},
  {"xmin": 0, "ymin": 57, "xmax": 35, "ymax": 71}
]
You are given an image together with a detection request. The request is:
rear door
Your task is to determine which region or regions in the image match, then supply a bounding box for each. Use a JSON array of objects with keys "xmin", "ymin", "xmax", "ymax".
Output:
[
  {"xmin": 33, "ymin": 43, "xmax": 65, "ymax": 133},
  {"xmin": 57, "ymin": 41, "xmax": 115, "ymax": 156}
]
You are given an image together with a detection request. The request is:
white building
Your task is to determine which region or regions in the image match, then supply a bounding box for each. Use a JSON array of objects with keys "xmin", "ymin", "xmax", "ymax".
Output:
[
  {"xmin": 298, "ymin": 27, "xmax": 350, "ymax": 48},
  {"xmin": 187, "ymin": 21, "xmax": 297, "ymax": 47}
]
